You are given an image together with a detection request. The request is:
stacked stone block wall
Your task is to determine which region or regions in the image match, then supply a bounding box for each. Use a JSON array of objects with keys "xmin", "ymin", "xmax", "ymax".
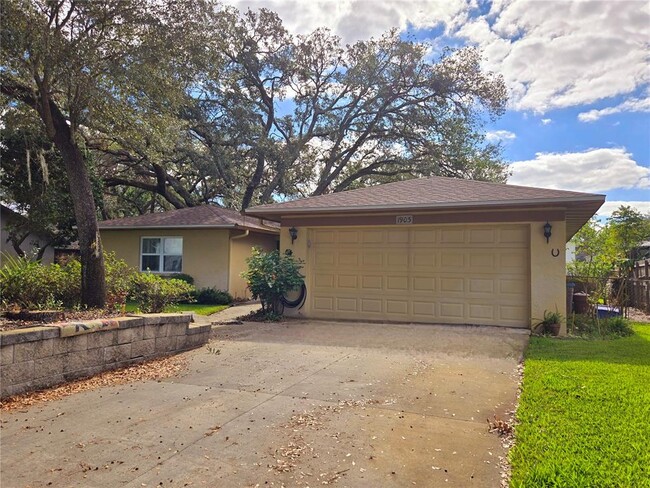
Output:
[{"xmin": 0, "ymin": 313, "xmax": 210, "ymax": 399}]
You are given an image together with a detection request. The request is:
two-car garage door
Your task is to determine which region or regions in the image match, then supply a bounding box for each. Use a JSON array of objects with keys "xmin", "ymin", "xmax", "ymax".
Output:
[{"xmin": 309, "ymin": 224, "xmax": 530, "ymax": 328}]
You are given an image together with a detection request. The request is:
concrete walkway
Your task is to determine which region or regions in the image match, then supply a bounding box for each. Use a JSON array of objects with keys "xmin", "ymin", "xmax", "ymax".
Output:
[{"xmin": 0, "ymin": 320, "xmax": 528, "ymax": 487}]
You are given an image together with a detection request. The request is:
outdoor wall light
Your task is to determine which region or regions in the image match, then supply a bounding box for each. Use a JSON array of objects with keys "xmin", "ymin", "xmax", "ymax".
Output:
[
  {"xmin": 543, "ymin": 221, "xmax": 552, "ymax": 243},
  {"xmin": 289, "ymin": 227, "xmax": 298, "ymax": 244}
]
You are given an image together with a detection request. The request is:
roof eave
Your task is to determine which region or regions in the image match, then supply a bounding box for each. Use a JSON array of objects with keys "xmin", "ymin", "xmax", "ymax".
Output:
[
  {"xmin": 246, "ymin": 195, "xmax": 606, "ymax": 221},
  {"xmin": 99, "ymin": 224, "xmax": 279, "ymax": 234}
]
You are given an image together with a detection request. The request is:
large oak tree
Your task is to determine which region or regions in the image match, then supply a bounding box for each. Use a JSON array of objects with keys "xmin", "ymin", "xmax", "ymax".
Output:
[{"xmin": 1, "ymin": 0, "xmax": 212, "ymax": 306}]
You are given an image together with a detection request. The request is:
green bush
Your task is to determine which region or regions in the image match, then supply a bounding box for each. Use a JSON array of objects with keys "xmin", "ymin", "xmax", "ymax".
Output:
[
  {"xmin": 193, "ymin": 287, "xmax": 233, "ymax": 305},
  {"xmin": 104, "ymin": 252, "xmax": 135, "ymax": 310},
  {"xmin": 0, "ymin": 254, "xmax": 57, "ymax": 309},
  {"xmin": 130, "ymin": 272, "xmax": 195, "ymax": 313},
  {"xmin": 169, "ymin": 273, "xmax": 194, "ymax": 285},
  {"xmin": 569, "ymin": 313, "xmax": 634, "ymax": 338},
  {"xmin": 241, "ymin": 248, "xmax": 304, "ymax": 317}
]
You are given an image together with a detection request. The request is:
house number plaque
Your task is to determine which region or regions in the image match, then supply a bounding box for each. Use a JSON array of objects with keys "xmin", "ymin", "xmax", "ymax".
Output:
[{"xmin": 396, "ymin": 215, "xmax": 413, "ymax": 224}]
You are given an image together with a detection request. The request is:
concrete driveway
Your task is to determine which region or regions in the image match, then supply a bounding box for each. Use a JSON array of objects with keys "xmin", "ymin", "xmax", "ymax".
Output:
[{"xmin": 1, "ymin": 321, "xmax": 528, "ymax": 487}]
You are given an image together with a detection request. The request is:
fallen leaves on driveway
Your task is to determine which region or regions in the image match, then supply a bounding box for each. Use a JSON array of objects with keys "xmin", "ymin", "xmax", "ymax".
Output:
[{"xmin": 0, "ymin": 354, "xmax": 188, "ymax": 412}]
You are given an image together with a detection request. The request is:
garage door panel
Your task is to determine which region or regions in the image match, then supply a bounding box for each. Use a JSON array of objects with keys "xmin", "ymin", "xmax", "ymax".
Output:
[
  {"xmin": 362, "ymin": 230, "xmax": 383, "ymax": 243},
  {"xmin": 309, "ymin": 225, "xmax": 529, "ymax": 327},
  {"xmin": 469, "ymin": 228, "xmax": 496, "ymax": 244},
  {"xmin": 386, "ymin": 300, "xmax": 408, "ymax": 315},
  {"xmin": 412, "ymin": 301, "xmax": 435, "ymax": 317},
  {"xmin": 336, "ymin": 297, "xmax": 358, "ymax": 312},
  {"xmin": 313, "ymin": 296, "xmax": 334, "ymax": 311},
  {"xmin": 469, "ymin": 304, "xmax": 495, "ymax": 321},
  {"xmin": 413, "ymin": 276, "xmax": 436, "ymax": 291},
  {"xmin": 338, "ymin": 230, "xmax": 360, "ymax": 243},
  {"xmin": 338, "ymin": 252, "xmax": 359, "ymax": 266},
  {"xmin": 413, "ymin": 229, "xmax": 436, "ymax": 243},
  {"xmin": 362, "ymin": 252, "xmax": 383, "ymax": 266},
  {"xmin": 500, "ymin": 227, "xmax": 528, "ymax": 244},
  {"xmin": 314, "ymin": 273, "xmax": 335, "ymax": 288},
  {"xmin": 361, "ymin": 275, "xmax": 383, "ymax": 290},
  {"xmin": 440, "ymin": 228, "xmax": 465, "ymax": 243},
  {"xmin": 412, "ymin": 251, "xmax": 436, "ymax": 268},
  {"xmin": 337, "ymin": 275, "xmax": 358, "ymax": 288},
  {"xmin": 439, "ymin": 302, "xmax": 465, "ymax": 319},
  {"xmin": 361, "ymin": 298, "xmax": 382, "ymax": 313},
  {"xmin": 387, "ymin": 252, "xmax": 409, "ymax": 267},
  {"xmin": 440, "ymin": 251, "xmax": 465, "ymax": 268},
  {"xmin": 440, "ymin": 277, "xmax": 464, "ymax": 292},
  {"xmin": 469, "ymin": 278, "xmax": 494, "ymax": 294},
  {"xmin": 387, "ymin": 276, "xmax": 409, "ymax": 291}
]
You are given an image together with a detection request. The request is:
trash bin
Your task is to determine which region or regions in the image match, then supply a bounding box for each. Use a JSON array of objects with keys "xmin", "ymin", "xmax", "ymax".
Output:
[{"xmin": 573, "ymin": 292, "xmax": 589, "ymax": 314}]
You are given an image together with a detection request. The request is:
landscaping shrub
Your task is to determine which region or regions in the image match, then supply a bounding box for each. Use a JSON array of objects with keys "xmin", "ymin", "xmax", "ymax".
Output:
[
  {"xmin": 170, "ymin": 273, "xmax": 194, "ymax": 285},
  {"xmin": 130, "ymin": 272, "xmax": 195, "ymax": 313},
  {"xmin": 0, "ymin": 254, "xmax": 64, "ymax": 309},
  {"xmin": 104, "ymin": 252, "xmax": 135, "ymax": 310},
  {"xmin": 193, "ymin": 287, "xmax": 233, "ymax": 305},
  {"xmin": 569, "ymin": 313, "xmax": 634, "ymax": 338},
  {"xmin": 241, "ymin": 248, "xmax": 304, "ymax": 317}
]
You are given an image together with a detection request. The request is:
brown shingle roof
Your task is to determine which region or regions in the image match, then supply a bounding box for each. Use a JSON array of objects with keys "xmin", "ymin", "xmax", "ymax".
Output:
[
  {"xmin": 245, "ymin": 176, "xmax": 605, "ymax": 238},
  {"xmin": 99, "ymin": 205, "xmax": 278, "ymax": 233},
  {"xmin": 248, "ymin": 176, "xmax": 603, "ymax": 213}
]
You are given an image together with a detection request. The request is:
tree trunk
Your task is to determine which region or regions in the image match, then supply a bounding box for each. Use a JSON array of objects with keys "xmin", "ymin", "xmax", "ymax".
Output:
[{"xmin": 47, "ymin": 101, "xmax": 106, "ymax": 308}]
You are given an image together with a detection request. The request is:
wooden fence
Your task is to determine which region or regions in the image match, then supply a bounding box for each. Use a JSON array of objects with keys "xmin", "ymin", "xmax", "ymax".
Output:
[{"xmin": 629, "ymin": 260, "xmax": 650, "ymax": 313}]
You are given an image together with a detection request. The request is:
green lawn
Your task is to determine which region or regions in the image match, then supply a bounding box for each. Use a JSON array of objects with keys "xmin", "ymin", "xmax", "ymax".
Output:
[
  {"xmin": 510, "ymin": 323, "xmax": 650, "ymax": 487},
  {"xmin": 124, "ymin": 302, "xmax": 230, "ymax": 316}
]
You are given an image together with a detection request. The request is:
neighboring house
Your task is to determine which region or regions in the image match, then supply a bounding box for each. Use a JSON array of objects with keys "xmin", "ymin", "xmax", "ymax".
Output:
[
  {"xmin": 0, "ymin": 204, "xmax": 54, "ymax": 264},
  {"xmin": 99, "ymin": 206, "xmax": 279, "ymax": 298},
  {"xmin": 246, "ymin": 176, "xmax": 605, "ymax": 333}
]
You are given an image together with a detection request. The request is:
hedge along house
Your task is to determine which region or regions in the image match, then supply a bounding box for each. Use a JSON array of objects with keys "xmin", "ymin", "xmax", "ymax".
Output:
[
  {"xmin": 99, "ymin": 206, "xmax": 279, "ymax": 298},
  {"xmin": 246, "ymin": 177, "xmax": 605, "ymax": 334}
]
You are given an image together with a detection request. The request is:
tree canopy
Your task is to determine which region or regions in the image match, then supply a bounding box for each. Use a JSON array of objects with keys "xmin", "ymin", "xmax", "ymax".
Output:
[{"xmin": 2, "ymin": 0, "xmax": 509, "ymax": 305}]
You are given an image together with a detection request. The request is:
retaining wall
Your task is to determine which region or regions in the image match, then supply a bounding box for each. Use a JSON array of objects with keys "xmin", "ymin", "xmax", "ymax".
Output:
[{"xmin": 0, "ymin": 313, "xmax": 210, "ymax": 399}]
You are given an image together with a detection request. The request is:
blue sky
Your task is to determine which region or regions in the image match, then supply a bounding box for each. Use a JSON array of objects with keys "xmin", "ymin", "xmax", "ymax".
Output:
[{"xmin": 229, "ymin": 0, "xmax": 649, "ymax": 217}]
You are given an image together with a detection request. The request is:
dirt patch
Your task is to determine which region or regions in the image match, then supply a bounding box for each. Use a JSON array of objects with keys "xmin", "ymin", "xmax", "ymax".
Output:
[{"xmin": 0, "ymin": 354, "xmax": 188, "ymax": 412}]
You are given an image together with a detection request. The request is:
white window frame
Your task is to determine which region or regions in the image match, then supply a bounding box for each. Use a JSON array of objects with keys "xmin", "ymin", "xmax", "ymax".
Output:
[{"xmin": 140, "ymin": 236, "xmax": 183, "ymax": 273}]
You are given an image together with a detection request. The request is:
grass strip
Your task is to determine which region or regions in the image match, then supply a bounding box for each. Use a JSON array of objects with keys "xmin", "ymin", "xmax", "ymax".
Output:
[{"xmin": 510, "ymin": 323, "xmax": 650, "ymax": 487}]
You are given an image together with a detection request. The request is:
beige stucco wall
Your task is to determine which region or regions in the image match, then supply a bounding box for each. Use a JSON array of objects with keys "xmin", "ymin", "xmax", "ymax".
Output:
[
  {"xmin": 101, "ymin": 229, "xmax": 231, "ymax": 291},
  {"xmin": 229, "ymin": 231, "xmax": 279, "ymax": 299},
  {"xmin": 281, "ymin": 218, "xmax": 569, "ymax": 332},
  {"xmin": 529, "ymin": 220, "xmax": 567, "ymax": 333}
]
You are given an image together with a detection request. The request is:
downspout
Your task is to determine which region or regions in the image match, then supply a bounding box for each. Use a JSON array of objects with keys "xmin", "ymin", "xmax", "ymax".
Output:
[{"xmin": 230, "ymin": 230, "xmax": 250, "ymax": 241}]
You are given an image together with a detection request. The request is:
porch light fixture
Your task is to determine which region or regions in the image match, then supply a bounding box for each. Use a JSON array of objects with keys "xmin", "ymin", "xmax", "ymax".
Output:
[
  {"xmin": 543, "ymin": 222, "xmax": 552, "ymax": 243},
  {"xmin": 289, "ymin": 227, "xmax": 298, "ymax": 244}
]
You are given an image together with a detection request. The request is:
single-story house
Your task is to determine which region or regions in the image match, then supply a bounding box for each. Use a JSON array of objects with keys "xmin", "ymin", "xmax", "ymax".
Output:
[
  {"xmin": 99, "ymin": 206, "xmax": 279, "ymax": 298},
  {"xmin": 246, "ymin": 176, "xmax": 605, "ymax": 333}
]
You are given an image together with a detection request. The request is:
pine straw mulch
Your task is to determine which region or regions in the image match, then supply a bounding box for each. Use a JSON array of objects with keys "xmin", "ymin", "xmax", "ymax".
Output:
[{"xmin": 0, "ymin": 354, "xmax": 188, "ymax": 412}]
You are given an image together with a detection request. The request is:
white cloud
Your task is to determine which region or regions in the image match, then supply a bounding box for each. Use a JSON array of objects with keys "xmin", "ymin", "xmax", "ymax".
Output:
[
  {"xmin": 452, "ymin": 1, "xmax": 650, "ymax": 113},
  {"xmin": 578, "ymin": 95, "xmax": 650, "ymax": 122},
  {"xmin": 226, "ymin": 0, "xmax": 470, "ymax": 44},
  {"xmin": 508, "ymin": 148, "xmax": 650, "ymax": 193},
  {"xmin": 485, "ymin": 129, "xmax": 516, "ymax": 143},
  {"xmin": 224, "ymin": 1, "xmax": 650, "ymax": 113},
  {"xmin": 541, "ymin": 118, "xmax": 552, "ymax": 125},
  {"xmin": 597, "ymin": 201, "xmax": 650, "ymax": 218}
]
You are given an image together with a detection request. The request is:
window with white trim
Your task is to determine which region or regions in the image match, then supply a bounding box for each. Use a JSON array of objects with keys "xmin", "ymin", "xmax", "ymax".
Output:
[{"xmin": 140, "ymin": 237, "xmax": 183, "ymax": 272}]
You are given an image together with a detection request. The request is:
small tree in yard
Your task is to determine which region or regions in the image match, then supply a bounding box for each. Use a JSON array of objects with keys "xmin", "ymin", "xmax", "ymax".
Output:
[{"xmin": 241, "ymin": 248, "xmax": 304, "ymax": 318}]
